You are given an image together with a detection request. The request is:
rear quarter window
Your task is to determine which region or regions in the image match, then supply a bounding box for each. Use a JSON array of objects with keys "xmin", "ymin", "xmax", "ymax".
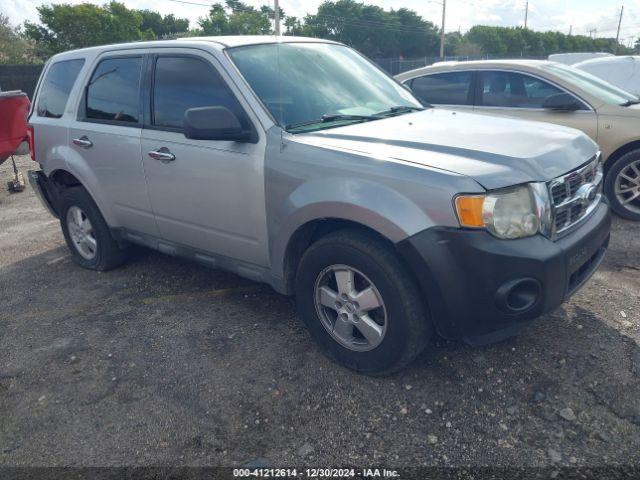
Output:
[
  {"xmin": 36, "ymin": 59, "xmax": 85, "ymax": 118},
  {"xmin": 409, "ymin": 71, "xmax": 474, "ymax": 106}
]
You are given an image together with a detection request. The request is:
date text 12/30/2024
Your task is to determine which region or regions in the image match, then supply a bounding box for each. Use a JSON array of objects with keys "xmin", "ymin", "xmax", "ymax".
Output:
[{"xmin": 233, "ymin": 468, "xmax": 401, "ymax": 478}]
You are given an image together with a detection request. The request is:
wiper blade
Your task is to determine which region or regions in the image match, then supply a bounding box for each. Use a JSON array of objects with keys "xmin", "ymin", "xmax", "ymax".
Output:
[
  {"xmin": 620, "ymin": 99, "xmax": 640, "ymax": 106},
  {"xmin": 285, "ymin": 106, "xmax": 425, "ymax": 131},
  {"xmin": 383, "ymin": 105, "xmax": 425, "ymax": 113},
  {"xmin": 373, "ymin": 105, "xmax": 428, "ymax": 117},
  {"xmin": 286, "ymin": 114, "xmax": 379, "ymax": 131}
]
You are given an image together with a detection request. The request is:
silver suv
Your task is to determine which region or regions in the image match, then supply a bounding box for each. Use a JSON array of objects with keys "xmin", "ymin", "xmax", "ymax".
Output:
[{"xmin": 28, "ymin": 36, "xmax": 611, "ymax": 374}]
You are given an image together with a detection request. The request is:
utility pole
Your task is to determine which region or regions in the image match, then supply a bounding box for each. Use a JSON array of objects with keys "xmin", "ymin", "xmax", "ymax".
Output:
[
  {"xmin": 274, "ymin": 0, "xmax": 280, "ymax": 36},
  {"xmin": 569, "ymin": 25, "xmax": 572, "ymax": 36},
  {"xmin": 439, "ymin": 0, "xmax": 446, "ymax": 59},
  {"xmin": 588, "ymin": 28, "xmax": 597, "ymax": 39},
  {"xmin": 615, "ymin": 5, "xmax": 624, "ymax": 49},
  {"xmin": 524, "ymin": 0, "xmax": 528, "ymax": 29}
]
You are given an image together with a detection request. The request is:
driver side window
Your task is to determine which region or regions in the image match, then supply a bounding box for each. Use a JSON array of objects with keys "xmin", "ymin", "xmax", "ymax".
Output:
[
  {"xmin": 151, "ymin": 55, "xmax": 249, "ymax": 132},
  {"xmin": 480, "ymin": 71, "xmax": 566, "ymax": 109}
]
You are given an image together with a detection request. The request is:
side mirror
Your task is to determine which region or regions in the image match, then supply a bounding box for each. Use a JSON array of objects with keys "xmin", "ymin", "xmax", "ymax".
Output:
[
  {"xmin": 184, "ymin": 106, "xmax": 253, "ymax": 142},
  {"xmin": 543, "ymin": 93, "xmax": 581, "ymax": 111}
]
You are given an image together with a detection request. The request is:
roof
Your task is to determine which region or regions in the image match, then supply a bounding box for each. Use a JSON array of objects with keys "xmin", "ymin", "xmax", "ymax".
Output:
[
  {"xmin": 49, "ymin": 35, "xmax": 340, "ymax": 60},
  {"xmin": 395, "ymin": 59, "xmax": 559, "ymax": 80},
  {"xmin": 432, "ymin": 59, "xmax": 553, "ymax": 68},
  {"xmin": 183, "ymin": 35, "xmax": 340, "ymax": 47},
  {"xmin": 574, "ymin": 55, "xmax": 640, "ymax": 67}
]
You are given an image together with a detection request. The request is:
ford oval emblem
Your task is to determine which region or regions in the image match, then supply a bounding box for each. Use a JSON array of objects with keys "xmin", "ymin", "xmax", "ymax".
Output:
[{"xmin": 576, "ymin": 183, "xmax": 598, "ymax": 205}]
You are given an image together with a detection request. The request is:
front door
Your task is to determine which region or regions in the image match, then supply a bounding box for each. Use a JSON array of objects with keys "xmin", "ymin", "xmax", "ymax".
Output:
[
  {"xmin": 141, "ymin": 49, "xmax": 268, "ymax": 266},
  {"xmin": 473, "ymin": 70, "xmax": 598, "ymax": 141}
]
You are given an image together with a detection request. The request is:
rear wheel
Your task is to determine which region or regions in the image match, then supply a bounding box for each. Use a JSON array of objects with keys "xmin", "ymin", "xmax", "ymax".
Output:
[
  {"xmin": 59, "ymin": 186, "xmax": 128, "ymax": 270},
  {"xmin": 295, "ymin": 229, "xmax": 431, "ymax": 375},
  {"xmin": 605, "ymin": 150, "xmax": 640, "ymax": 221}
]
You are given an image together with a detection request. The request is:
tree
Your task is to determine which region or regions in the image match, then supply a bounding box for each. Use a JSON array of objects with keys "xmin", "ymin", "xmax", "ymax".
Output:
[
  {"xmin": 462, "ymin": 25, "xmax": 633, "ymax": 58},
  {"xmin": 139, "ymin": 11, "xmax": 189, "ymax": 39},
  {"xmin": 303, "ymin": 0, "xmax": 439, "ymax": 58},
  {"xmin": 23, "ymin": 2, "xmax": 144, "ymax": 57},
  {"xmin": 465, "ymin": 26, "xmax": 508, "ymax": 56},
  {"xmin": 22, "ymin": 2, "xmax": 190, "ymax": 58},
  {"xmin": 455, "ymin": 40, "xmax": 482, "ymax": 57},
  {"xmin": 15, "ymin": 0, "xmax": 634, "ymax": 65},
  {"xmin": 197, "ymin": 0, "xmax": 272, "ymax": 36},
  {"xmin": 284, "ymin": 16, "xmax": 304, "ymax": 36},
  {"xmin": 394, "ymin": 8, "xmax": 439, "ymax": 58},
  {"xmin": 0, "ymin": 14, "xmax": 37, "ymax": 64},
  {"xmin": 444, "ymin": 31, "xmax": 462, "ymax": 56}
]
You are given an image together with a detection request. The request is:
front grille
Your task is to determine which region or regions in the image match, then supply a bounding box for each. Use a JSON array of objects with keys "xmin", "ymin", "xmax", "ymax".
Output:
[{"xmin": 549, "ymin": 154, "xmax": 603, "ymax": 238}]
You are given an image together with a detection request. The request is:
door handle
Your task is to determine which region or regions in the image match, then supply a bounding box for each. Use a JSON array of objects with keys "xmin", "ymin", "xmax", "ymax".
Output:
[
  {"xmin": 148, "ymin": 147, "xmax": 176, "ymax": 163},
  {"xmin": 72, "ymin": 136, "xmax": 93, "ymax": 148}
]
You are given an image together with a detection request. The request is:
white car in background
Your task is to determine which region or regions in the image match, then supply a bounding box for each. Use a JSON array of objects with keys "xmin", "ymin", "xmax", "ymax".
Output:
[
  {"xmin": 548, "ymin": 52, "xmax": 613, "ymax": 65},
  {"xmin": 575, "ymin": 56, "xmax": 640, "ymax": 97}
]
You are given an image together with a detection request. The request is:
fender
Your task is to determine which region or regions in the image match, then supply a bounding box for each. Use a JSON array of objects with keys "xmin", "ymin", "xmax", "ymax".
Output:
[
  {"xmin": 42, "ymin": 144, "xmax": 118, "ymax": 227},
  {"xmin": 269, "ymin": 176, "xmax": 437, "ymax": 285}
]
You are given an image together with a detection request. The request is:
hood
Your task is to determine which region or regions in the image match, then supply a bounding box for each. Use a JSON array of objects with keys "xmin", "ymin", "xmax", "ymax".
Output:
[
  {"xmin": 599, "ymin": 102, "xmax": 640, "ymax": 118},
  {"xmin": 295, "ymin": 108, "xmax": 598, "ymax": 190}
]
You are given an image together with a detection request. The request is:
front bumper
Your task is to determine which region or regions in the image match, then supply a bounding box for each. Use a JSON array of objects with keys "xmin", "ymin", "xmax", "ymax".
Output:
[{"xmin": 396, "ymin": 201, "xmax": 611, "ymax": 344}]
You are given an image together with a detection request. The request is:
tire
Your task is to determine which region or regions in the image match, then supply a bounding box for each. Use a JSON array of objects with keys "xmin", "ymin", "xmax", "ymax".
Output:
[
  {"xmin": 59, "ymin": 186, "xmax": 128, "ymax": 271},
  {"xmin": 604, "ymin": 150, "xmax": 640, "ymax": 221},
  {"xmin": 295, "ymin": 229, "xmax": 432, "ymax": 375}
]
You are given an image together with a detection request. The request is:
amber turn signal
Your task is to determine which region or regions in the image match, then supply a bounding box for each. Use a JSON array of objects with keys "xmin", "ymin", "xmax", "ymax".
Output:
[{"xmin": 455, "ymin": 195, "xmax": 485, "ymax": 227}]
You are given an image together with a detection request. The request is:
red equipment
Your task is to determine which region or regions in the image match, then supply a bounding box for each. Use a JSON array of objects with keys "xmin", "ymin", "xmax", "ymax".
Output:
[{"xmin": 0, "ymin": 90, "xmax": 30, "ymax": 165}]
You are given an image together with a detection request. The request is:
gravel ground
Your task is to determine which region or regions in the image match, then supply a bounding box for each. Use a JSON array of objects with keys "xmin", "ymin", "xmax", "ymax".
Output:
[{"xmin": 1, "ymin": 155, "xmax": 639, "ymax": 469}]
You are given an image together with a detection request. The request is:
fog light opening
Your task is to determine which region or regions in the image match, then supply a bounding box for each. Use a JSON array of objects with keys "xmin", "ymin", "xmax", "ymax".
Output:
[{"xmin": 496, "ymin": 278, "xmax": 541, "ymax": 313}]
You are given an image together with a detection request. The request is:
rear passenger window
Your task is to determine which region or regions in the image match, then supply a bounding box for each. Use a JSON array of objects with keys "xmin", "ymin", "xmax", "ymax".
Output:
[
  {"xmin": 37, "ymin": 59, "xmax": 85, "ymax": 118},
  {"xmin": 408, "ymin": 72, "xmax": 473, "ymax": 105},
  {"xmin": 152, "ymin": 56, "xmax": 246, "ymax": 130},
  {"xmin": 86, "ymin": 57, "xmax": 142, "ymax": 124}
]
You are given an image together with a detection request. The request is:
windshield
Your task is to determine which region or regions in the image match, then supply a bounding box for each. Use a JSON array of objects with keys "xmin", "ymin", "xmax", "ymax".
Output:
[
  {"xmin": 228, "ymin": 42, "xmax": 422, "ymax": 132},
  {"xmin": 541, "ymin": 62, "xmax": 638, "ymax": 106}
]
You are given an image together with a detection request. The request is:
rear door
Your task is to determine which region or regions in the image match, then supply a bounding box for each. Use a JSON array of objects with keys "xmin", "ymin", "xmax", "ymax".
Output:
[
  {"xmin": 404, "ymin": 71, "xmax": 475, "ymax": 112},
  {"xmin": 473, "ymin": 70, "xmax": 598, "ymax": 140},
  {"xmin": 68, "ymin": 51, "xmax": 159, "ymax": 235},
  {"xmin": 140, "ymin": 48, "xmax": 268, "ymax": 266}
]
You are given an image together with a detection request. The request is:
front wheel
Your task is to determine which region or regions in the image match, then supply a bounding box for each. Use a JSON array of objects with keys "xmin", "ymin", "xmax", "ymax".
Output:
[
  {"xmin": 604, "ymin": 150, "xmax": 640, "ymax": 221},
  {"xmin": 295, "ymin": 229, "xmax": 432, "ymax": 375}
]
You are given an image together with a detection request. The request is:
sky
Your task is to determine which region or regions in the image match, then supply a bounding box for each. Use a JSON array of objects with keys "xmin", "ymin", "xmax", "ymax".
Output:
[{"xmin": 2, "ymin": 0, "xmax": 640, "ymax": 46}]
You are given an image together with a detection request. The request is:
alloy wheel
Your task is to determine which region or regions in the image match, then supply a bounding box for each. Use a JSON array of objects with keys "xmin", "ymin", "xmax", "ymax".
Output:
[
  {"xmin": 313, "ymin": 264, "xmax": 387, "ymax": 352},
  {"xmin": 66, "ymin": 206, "xmax": 97, "ymax": 260},
  {"xmin": 615, "ymin": 159, "xmax": 640, "ymax": 215}
]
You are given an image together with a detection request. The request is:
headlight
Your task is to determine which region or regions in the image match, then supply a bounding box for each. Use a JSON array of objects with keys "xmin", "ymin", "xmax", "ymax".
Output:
[{"xmin": 455, "ymin": 185, "xmax": 543, "ymax": 239}]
